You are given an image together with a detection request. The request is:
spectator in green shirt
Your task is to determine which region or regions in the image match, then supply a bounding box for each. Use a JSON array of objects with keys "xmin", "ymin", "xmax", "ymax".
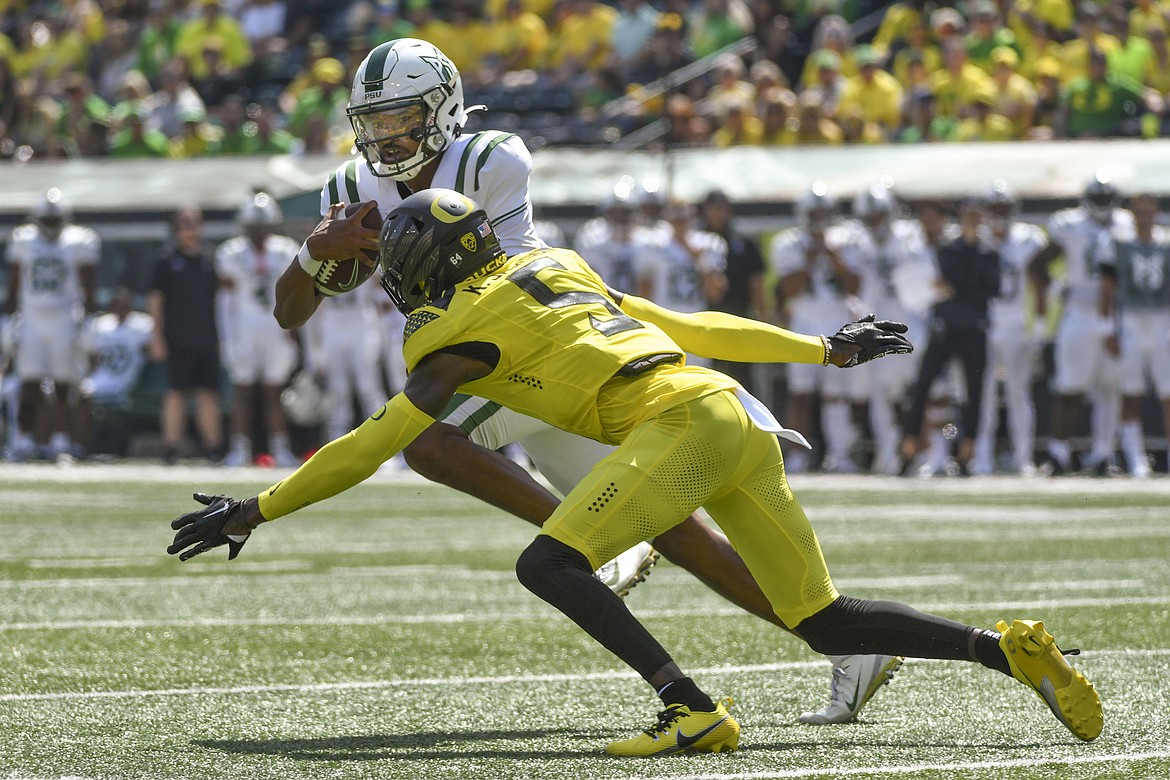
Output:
[
  {"xmin": 109, "ymin": 103, "xmax": 170, "ymax": 157},
  {"xmin": 1062, "ymin": 47, "xmax": 1149, "ymax": 138}
]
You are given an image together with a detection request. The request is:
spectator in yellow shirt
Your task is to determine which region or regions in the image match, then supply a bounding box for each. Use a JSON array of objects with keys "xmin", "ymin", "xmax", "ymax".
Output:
[
  {"xmin": 1128, "ymin": 0, "xmax": 1170, "ymax": 39},
  {"xmin": 759, "ymin": 90, "xmax": 797, "ymax": 145},
  {"xmin": 802, "ymin": 48, "xmax": 845, "ymax": 120},
  {"xmin": 1008, "ymin": 0, "xmax": 1074, "ymax": 52},
  {"xmin": 838, "ymin": 44, "xmax": 904, "ymax": 139},
  {"xmin": 953, "ymin": 89, "xmax": 1017, "ymax": 141},
  {"xmin": 174, "ymin": 0, "xmax": 251, "ymax": 80},
  {"xmin": 891, "ymin": 20, "xmax": 941, "ymax": 89},
  {"xmin": 1017, "ymin": 20, "xmax": 1065, "ymax": 81},
  {"xmin": 988, "ymin": 47, "xmax": 1038, "ymax": 137},
  {"xmin": 799, "ymin": 15, "xmax": 856, "ymax": 88},
  {"xmin": 711, "ymin": 96, "xmax": 764, "ymax": 147},
  {"xmin": 932, "ymin": 38, "xmax": 994, "ymax": 118},
  {"xmin": 872, "ymin": 0, "xmax": 929, "ymax": 55},
  {"xmin": 546, "ymin": 0, "xmax": 617, "ymax": 79},
  {"xmin": 1058, "ymin": 3, "xmax": 1120, "ymax": 84},
  {"xmin": 443, "ymin": 1, "xmax": 488, "ymax": 84},
  {"xmin": 404, "ymin": 1, "xmax": 459, "ymax": 64},
  {"xmin": 707, "ymin": 53, "xmax": 756, "ymax": 119},
  {"xmin": 1108, "ymin": 13, "xmax": 1155, "ymax": 84},
  {"xmin": 791, "ymin": 90, "xmax": 844, "ymax": 145},
  {"xmin": 481, "ymin": 0, "xmax": 549, "ymax": 74}
]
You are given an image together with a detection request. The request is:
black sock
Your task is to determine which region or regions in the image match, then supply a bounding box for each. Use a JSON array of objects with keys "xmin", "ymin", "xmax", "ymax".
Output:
[
  {"xmin": 970, "ymin": 628, "xmax": 1012, "ymax": 676},
  {"xmin": 657, "ymin": 677, "xmax": 715, "ymax": 712}
]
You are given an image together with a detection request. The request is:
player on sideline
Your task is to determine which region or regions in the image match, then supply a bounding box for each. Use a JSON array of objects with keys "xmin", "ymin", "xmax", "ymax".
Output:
[
  {"xmin": 1096, "ymin": 193, "xmax": 1170, "ymax": 478},
  {"xmin": 972, "ymin": 180, "xmax": 1046, "ymax": 476},
  {"xmin": 269, "ymin": 37, "xmax": 900, "ymax": 724},
  {"xmin": 169, "ymin": 190, "xmax": 1102, "ymax": 755},
  {"xmin": 3, "ymin": 188, "xmax": 98, "ymax": 462},
  {"xmin": 1029, "ymin": 172, "xmax": 1133, "ymax": 475}
]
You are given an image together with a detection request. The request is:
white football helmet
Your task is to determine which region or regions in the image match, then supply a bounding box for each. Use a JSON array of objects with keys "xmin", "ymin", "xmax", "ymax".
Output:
[
  {"xmin": 983, "ymin": 178, "xmax": 1018, "ymax": 232},
  {"xmin": 237, "ymin": 191, "xmax": 283, "ymax": 227},
  {"xmin": 796, "ymin": 181, "xmax": 839, "ymax": 234},
  {"xmin": 852, "ymin": 183, "xmax": 896, "ymax": 238},
  {"xmin": 1081, "ymin": 170, "xmax": 1120, "ymax": 225},
  {"xmin": 280, "ymin": 370, "xmax": 331, "ymax": 427},
  {"xmin": 32, "ymin": 187, "xmax": 70, "ymax": 241},
  {"xmin": 347, "ymin": 38, "xmax": 469, "ymax": 181}
]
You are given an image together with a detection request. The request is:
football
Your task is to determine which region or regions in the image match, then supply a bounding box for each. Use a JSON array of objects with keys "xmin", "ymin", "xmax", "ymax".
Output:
[{"xmin": 313, "ymin": 202, "xmax": 383, "ymax": 296}]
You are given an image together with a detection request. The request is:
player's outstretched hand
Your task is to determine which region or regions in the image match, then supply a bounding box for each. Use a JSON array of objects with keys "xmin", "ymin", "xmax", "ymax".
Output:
[
  {"xmin": 827, "ymin": 313, "xmax": 913, "ymax": 368},
  {"xmin": 167, "ymin": 492, "xmax": 264, "ymax": 562}
]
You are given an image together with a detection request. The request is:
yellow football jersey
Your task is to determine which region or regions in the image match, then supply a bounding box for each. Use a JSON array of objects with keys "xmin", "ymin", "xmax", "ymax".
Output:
[{"xmin": 402, "ymin": 247, "xmax": 739, "ymax": 445}]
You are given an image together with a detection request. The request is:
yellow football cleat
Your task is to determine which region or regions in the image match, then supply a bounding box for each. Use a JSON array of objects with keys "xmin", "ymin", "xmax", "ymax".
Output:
[
  {"xmin": 997, "ymin": 619, "xmax": 1103, "ymax": 741},
  {"xmin": 606, "ymin": 698, "xmax": 739, "ymax": 757}
]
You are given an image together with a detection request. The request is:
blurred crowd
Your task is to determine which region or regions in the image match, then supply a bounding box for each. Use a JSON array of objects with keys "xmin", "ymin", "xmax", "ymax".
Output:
[{"xmin": 3, "ymin": 0, "xmax": 1170, "ymax": 162}]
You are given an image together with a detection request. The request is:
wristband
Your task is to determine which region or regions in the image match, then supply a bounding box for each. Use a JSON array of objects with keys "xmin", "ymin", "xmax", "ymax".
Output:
[
  {"xmin": 297, "ymin": 242, "xmax": 323, "ymax": 277},
  {"xmin": 821, "ymin": 335, "xmax": 831, "ymax": 366}
]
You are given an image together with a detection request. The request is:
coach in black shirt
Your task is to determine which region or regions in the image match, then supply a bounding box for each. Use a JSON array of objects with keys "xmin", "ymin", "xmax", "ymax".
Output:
[
  {"xmin": 147, "ymin": 205, "xmax": 223, "ymax": 464},
  {"xmin": 901, "ymin": 198, "xmax": 1001, "ymax": 474},
  {"xmin": 700, "ymin": 189, "xmax": 766, "ymax": 394}
]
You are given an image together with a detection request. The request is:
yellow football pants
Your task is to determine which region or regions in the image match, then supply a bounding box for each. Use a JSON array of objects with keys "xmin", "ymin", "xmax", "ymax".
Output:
[{"xmin": 541, "ymin": 389, "xmax": 839, "ymax": 628}]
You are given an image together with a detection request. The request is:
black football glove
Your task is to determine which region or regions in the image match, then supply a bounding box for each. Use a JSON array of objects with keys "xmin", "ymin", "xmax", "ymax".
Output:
[
  {"xmin": 828, "ymin": 313, "xmax": 913, "ymax": 368},
  {"xmin": 167, "ymin": 492, "xmax": 261, "ymax": 562}
]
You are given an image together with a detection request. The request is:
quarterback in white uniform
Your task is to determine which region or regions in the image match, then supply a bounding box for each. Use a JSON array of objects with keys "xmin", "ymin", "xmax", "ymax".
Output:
[
  {"xmin": 1096, "ymin": 193, "xmax": 1170, "ymax": 478},
  {"xmin": 772, "ymin": 182, "xmax": 862, "ymax": 474},
  {"xmin": 973, "ymin": 181, "xmax": 1047, "ymax": 476},
  {"xmin": 3, "ymin": 188, "xmax": 98, "ymax": 461},
  {"xmin": 269, "ymin": 38, "xmax": 900, "ymax": 725},
  {"xmin": 216, "ymin": 192, "xmax": 302, "ymax": 468},
  {"xmin": 1030, "ymin": 173, "xmax": 1134, "ymax": 474},
  {"xmin": 842, "ymin": 184, "xmax": 932, "ymax": 475}
]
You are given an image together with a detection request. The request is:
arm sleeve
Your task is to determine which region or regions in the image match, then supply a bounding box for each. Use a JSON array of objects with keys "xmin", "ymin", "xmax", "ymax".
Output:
[
  {"xmin": 618, "ymin": 293, "xmax": 827, "ymax": 364},
  {"xmin": 256, "ymin": 392, "xmax": 436, "ymax": 521}
]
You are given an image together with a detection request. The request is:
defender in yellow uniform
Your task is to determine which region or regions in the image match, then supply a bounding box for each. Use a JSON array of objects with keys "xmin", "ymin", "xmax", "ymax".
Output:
[{"xmin": 169, "ymin": 190, "xmax": 1103, "ymax": 756}]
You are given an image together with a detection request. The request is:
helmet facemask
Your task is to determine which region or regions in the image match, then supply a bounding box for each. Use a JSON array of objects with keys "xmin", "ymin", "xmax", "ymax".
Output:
[{"xmin": 350, "ymin": 96, "xmax": 447, "ymax": 181}]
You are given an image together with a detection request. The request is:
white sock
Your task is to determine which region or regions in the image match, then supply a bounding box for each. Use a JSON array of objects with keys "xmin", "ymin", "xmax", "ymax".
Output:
[
  {"xmin": 821, "ymin": 400, "xmax": 855, "ymax": 462},
  {"xmin": 1120, "ymin": 421, "xmax": 1145, "ymax": 472},
  {"xmin": 1047, "ymin": 439, "xmax": 1071, "ymax": 468}
]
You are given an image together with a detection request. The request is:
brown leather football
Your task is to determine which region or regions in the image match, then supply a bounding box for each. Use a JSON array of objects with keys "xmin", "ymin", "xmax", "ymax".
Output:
[{"xmin": 314, "ymin": 202, "xmax": 382, "ymax": 296}]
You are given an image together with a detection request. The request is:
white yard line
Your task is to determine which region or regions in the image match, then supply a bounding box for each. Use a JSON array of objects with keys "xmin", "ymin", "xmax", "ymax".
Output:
[
  {"xmin": 2, "ymin": 649, "xmax": 1166, "ymax": 703},
  {"xmin": 648, "ymin": 751, "xmax": 1170, "ymax": 780},
  {"xmin": 2, "ymin": 592, "xmax": 1168, "ymax": 632}
]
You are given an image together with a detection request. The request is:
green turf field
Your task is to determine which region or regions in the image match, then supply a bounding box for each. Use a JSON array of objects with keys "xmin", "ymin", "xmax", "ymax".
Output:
[{"xmin": 2, "ymin": 464, "xmax": 1168, "ymax": 780}]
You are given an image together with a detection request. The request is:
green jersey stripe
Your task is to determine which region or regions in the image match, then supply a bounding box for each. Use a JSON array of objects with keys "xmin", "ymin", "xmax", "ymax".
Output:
[
  {"xmin": 439, "ymin": 392, "xmax": 474, "ymax": 420},
  {"xmin": 458, "ymin": 400, "xmax": 502, "ymax": 436},
  {"xmin": 492, "ymin": 202, "xmax": 528, "ymax": 226},
  {"xmin": 455, "ymin": 132, "xmax": 487, "ymax": 193},
  {"xmin": 473, "ymin": 133, "xmax": 516, "ymax": 190},
  {"xmin": 343, "ymin": 160, "xmax": 360, "ymax": 202},
  {"xmin": 327, "ymin": 169, "xmax": 341, "ymax": 205}
]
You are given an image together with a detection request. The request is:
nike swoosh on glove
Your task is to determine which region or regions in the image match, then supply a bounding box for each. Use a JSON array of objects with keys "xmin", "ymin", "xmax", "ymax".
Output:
[
  {"xmin": 829, "ymin": 313, "xmax": 914, "ymax": 367},
  {"xmin": 167, "ymin": 492, "xmax": 262, "ymax": 562}
]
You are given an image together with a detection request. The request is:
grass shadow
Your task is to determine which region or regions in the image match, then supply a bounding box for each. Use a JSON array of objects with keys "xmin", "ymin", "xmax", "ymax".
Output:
[{"xmin": 196, "ymin": 728, "xmax": 610, "ymax": 761}]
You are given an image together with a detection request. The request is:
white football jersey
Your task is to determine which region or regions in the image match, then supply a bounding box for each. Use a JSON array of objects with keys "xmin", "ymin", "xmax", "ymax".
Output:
[
  {"xmin": 842, "ymin": 218, "xmax": 926, "ymax": 321},
  {"xmin": 986, "ymin": 221, "xmax": 1047, "ymax": 326},
  {"xmin": 771, "ymin": 225, "xmax": 855, "ymax": 332},
  {"xmin": 1046, "ymin": 206, "xmax": 1134, "ymax": 305},
  {"xmin": 574, "ymin": 217, "xmax": 658, "ymax": 293},
  {"xmin": 81, "ymin": 310, "xmax": 153, "ymax": 400},
  {"xmin": 6, "ymin": 223, "xmax": 99, "ymax": 312},
  {"xmin": 641, "ymin": 228, "xmax": 727, "ymax": 313},
  {"xmin": 318, "ymin": 131, "xmax": 543, "ymax": 258},
  {"xmin": 215, "ymin": 233, "xmax": 301, "ymax": 332}
]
